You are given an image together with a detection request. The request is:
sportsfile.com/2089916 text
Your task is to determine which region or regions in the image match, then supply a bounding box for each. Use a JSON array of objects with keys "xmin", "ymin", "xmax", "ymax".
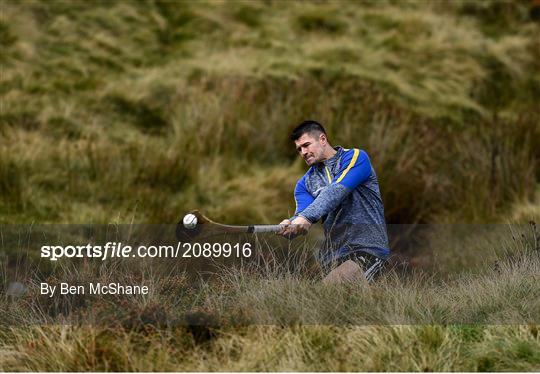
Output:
[{"xmin": 40, "ymin": 242, "xmax": 253, "ymax": 261}]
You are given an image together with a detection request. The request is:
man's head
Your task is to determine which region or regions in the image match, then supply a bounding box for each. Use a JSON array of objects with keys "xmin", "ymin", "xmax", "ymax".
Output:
[{"xmin": 290, "ymin": 120, "xmax": 332, "ymax": 166}]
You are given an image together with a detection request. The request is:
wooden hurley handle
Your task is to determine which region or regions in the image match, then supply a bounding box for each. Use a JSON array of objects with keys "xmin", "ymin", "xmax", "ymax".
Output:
[{"xmin": 248, "ymin": 225, "xmax": 284, "ymax": 233}]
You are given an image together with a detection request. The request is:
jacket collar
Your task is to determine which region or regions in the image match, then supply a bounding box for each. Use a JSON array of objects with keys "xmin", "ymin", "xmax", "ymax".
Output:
[{"xmin": 318, "ymin": 146, "xmax": 343, "ymax": 169}]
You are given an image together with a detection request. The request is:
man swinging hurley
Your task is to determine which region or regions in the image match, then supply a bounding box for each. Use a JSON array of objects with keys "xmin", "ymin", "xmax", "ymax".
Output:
[{"xmin": 278, "ymin": 120, "xmax": 390, "ymax": 284}]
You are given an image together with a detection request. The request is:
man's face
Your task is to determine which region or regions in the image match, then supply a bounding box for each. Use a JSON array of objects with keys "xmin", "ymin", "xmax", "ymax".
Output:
[{"xmin": 294, "ymin": 132, "xmax": 326, "ymax": 166}]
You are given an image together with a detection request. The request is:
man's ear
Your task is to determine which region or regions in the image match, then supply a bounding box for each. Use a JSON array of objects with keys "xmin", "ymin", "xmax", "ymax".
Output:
[{"xmin": 319, "ymin": 133, "xmax": 327, "ymax": 145}]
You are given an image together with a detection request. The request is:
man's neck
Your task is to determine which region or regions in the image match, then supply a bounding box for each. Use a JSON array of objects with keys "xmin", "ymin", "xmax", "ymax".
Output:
[{"xmin": 321, "ymin": 146, "xmax": 337, "ymax": 162}]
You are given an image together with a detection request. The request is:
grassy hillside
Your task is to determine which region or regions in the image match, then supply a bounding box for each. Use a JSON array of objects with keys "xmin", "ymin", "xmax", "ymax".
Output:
[
  {"xmin": 1, "ymin": 220, "xmax": 539, "ymax": 371},
  {"xmin": 1, "ymin": 0, "xmax": 539, "ymax": 372},
  {"xmin": 2, "ymin": 324, "xmax": 540, "ymax": 371},
  {"xmin": 1, "ymin": 0, "xmax": 539, "ymax": 226}
]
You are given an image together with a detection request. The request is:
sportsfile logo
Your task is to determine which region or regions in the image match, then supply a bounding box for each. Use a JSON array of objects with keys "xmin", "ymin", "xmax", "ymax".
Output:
[
  {"xmin": 41, "ymin": 242, "xmax": 134, "ymax": 261},
  {"xmin": 40, "ymin": 241, "xmax": 252, "ymax": 261}
]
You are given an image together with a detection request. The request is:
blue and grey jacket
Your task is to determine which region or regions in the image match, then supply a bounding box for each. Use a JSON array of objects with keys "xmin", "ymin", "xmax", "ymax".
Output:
[{"xmin": 291, "ymin": 146, "xmax": 390, "ymax": 265}]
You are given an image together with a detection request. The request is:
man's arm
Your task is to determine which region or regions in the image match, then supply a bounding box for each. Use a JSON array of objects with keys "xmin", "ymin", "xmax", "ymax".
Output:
[
  {"xmin": 291, "ymin": 175, "xmax": 315, "ymax": 220},
  {"xmin": 279, "ymin": 175, "xmax": 314, "ymax": 237},
  {"xmin": 298, "ymin": 149, "xmax": 372, "ymax": 224}
]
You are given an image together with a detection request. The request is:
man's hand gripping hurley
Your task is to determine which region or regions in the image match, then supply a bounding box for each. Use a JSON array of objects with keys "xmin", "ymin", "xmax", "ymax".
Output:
[{"xmin": 277, "ymin": 216, "xmax": 311, "ymax": 239}]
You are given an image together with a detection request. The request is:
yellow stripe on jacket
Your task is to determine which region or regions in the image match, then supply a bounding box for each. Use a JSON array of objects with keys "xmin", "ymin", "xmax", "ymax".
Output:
[{"xmin": 336, "ymin": 148, "xmax": 359, "ymax": 183}]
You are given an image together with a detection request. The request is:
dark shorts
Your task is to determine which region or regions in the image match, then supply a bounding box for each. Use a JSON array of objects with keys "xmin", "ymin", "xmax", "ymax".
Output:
[{"xmin": 331, "ymin": 251, "xmax": 388, "ymax": 282}]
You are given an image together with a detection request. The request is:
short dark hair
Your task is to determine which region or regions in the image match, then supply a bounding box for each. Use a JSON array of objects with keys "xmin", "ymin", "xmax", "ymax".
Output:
[{"xmin": 290, "ymin": 120, "xmax": 327, "ymax": 141}]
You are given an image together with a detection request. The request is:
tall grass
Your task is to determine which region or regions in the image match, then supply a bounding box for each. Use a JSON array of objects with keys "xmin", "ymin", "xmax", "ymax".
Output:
[
  {"xmin": 1, "ymin": 77, "xmax": 538, "ymax": 224},
  {"xmin": 1, "ymin": 0, "xmax": 538, "ymax": 226},
  {"xmin": 1, "ymin": 324, "xmax": 539, "ymax": 371},
  {"xmin": 1, "ymin": 220, "xmax": 538, "ymax": 371},
  {"xmin": 1, "ymin": 1, "xmax": 539, "ymax": 371}
]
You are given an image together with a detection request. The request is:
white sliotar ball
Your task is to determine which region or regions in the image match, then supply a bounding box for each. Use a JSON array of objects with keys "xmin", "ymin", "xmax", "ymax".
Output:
[{"xmin": 183, "ymin": 213, "xmax": 198, "ymax": 229}]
